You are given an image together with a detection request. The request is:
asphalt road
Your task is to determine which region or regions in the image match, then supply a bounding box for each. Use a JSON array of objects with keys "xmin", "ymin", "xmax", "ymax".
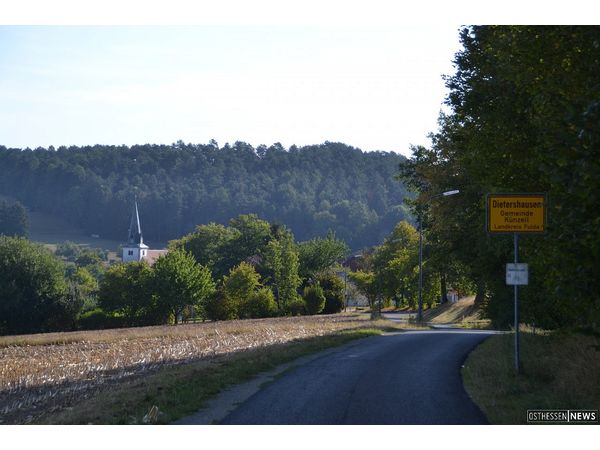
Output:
[{"xmin": 220, "ymin": 330, "xmax": 495, "ymax": 425}]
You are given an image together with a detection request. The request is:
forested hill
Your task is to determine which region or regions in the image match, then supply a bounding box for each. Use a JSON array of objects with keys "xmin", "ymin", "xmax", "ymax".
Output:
[{"xmin": 0, "ymin": 141, "xmax": 410, "ymax": 250}]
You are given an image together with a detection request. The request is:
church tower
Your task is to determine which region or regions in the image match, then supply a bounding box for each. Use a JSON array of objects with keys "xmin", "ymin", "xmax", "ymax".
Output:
[{"xmin": 122, "ymin": 197, "xmax": 149, "ymax": 262}]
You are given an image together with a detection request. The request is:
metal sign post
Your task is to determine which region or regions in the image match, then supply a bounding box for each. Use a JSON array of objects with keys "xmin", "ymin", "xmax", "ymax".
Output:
[
  {"xmin": 487, "ymin": 193, "xmax": 547, "ymax": 374},
  {"xmin": 506, "ymin": 244, "xmax": 529, "ymax": 372},
  {"xmin": 513, "ymin": 234, "xmax": 520, "ymax": 373}
]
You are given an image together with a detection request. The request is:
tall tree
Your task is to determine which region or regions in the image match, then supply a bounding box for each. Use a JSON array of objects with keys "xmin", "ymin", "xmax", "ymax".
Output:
[
  {"xmin": 0, "ymin": 237, "xmax": 75, "ymax": 335},
  {"xmin": 371, "ymin": 221, "xmax": 419, "ymax": 305},
  {"xmin": 152, "ymin": 249, "xmax": 216, "ymax": 324},
  {"xmin": 221, "ymin": 261, "xmax": 261, "ymax": 319},
  {"xmin": 263, "ymin": 238, "xmax": 283, "ymax": 307},
  {"xmin": 348, "ymin": 270, "xmax": 378, "ymax": 311},
  {"xmin": 298, "ymin": 231, "xmax": 349, "ymax": 279},
  {"xmin": 98, "ymin": 261, "xmax": 153, "ymax": 325},
  {"xmin": 400, "ymin": 26, "xmax": 600, "ymax": 328},
  {"xmin": 170, "ymin": 222, "xmax": 239, "ymax": 280},
  {"xmin": 262, "ymin": 230, "xmax": 302, "ymax": 313},
  {"xmin": 227, "ymin": 214, "xmax": 272, "ymax": 262}
]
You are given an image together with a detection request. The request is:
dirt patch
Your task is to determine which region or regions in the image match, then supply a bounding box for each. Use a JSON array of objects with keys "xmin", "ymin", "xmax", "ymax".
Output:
[{"xmin": 422, "ymin": 296, "xmax": 486, "ymax": 324}]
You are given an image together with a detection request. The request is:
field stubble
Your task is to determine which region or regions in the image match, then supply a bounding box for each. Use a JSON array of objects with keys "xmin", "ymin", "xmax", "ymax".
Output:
[{"xmin": 0, "ymin": 314, "xmax": 375, "ymax": 424}]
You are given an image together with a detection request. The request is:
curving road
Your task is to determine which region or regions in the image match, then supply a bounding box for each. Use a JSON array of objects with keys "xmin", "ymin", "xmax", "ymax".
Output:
[{"xmin": 219, "ymin": 330, "xmax": 496, "ymax": 425}]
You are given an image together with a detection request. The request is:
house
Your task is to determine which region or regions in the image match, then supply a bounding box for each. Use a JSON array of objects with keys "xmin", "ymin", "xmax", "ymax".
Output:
[{"xmin": 122, "ymin": 198, "xmax": 168, "ymax": 265}]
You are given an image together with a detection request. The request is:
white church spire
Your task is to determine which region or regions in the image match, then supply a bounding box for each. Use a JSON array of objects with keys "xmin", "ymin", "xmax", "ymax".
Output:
[
  {"xmin": 123, "ymin": 196, "xmax": 148, "ymax": 262},
  {"xmin": 127, "ymin": 196, "xmax": 144, "ymax": 246}
]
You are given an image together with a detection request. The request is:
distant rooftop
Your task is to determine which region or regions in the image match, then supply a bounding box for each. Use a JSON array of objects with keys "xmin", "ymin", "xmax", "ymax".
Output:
[{"xmin": 143, "ymin": 249, "xmax": 168, "ymax": 266}]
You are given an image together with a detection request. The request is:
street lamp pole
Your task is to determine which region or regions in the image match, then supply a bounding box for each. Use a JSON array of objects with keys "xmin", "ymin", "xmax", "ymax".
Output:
[
  {"xmin": 418, "ymin": 213, "xmax": 424, "ymax": 323},
  {"xmin": 417, "ymin": 189, "xmax": 460, "ymax": 324}
]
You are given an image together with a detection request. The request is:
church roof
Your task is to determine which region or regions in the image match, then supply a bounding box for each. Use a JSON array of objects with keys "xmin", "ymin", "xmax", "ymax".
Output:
[{"xmin": 143, "ymin": 249, "xmax": 169, "ymax": 265}]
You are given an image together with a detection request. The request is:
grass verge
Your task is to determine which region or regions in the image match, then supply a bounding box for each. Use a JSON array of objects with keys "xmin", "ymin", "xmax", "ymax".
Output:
[
  {"xmin": 456, "ymin": 320, "xmax": 492, "ymax": 330},
  {"xmin": 462, "ymin": 330, "xmax": 600, "ymax": 424},
  {"xmin": 36, "ymin": 328, "xmax": 384, "ymax": 424}
]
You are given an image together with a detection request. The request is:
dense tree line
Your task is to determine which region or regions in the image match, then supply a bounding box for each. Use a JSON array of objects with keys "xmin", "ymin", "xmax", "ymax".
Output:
[
  {"xmin": 0, "ymin": 215, "xmax": 350, "ymax": 335},
  {"xmin": 400, "ymin": 26, "xmax": 600, "ymax": 329},
  {"xmin": 0, "ymin": 141, "xmax": 409, "ymax": 250}
]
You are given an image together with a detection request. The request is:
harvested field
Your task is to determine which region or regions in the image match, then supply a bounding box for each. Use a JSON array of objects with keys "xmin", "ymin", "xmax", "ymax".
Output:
[{"xmin": 0, "ymin": 314, "xmax": 373, "ymax": 424}]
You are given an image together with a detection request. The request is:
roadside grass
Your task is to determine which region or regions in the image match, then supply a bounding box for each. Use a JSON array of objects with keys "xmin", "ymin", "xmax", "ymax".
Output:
[
  {"xmin": 36, "ymin": 328, "xmax": 384, "ymax": 425},
  {"xmin": 456, "ymin": 320, "xmax": 492, "ymax": 330},
  {"xmin": 396, "ymin": 320, "xmax": 434, "ymax": 330},
  {"xmin": 462, "ymin": 329, "xmax": 600, "ymax": 424}
]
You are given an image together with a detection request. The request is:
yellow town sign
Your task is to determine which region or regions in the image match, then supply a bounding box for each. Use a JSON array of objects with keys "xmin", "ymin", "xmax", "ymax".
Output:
[{"xmin": 487, "ymin": 193, "xmax": 547, "ymax": 233}]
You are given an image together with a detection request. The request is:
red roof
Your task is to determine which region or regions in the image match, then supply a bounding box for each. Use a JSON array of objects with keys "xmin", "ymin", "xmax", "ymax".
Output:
[{"xmin": 143, "ymin": 249, "xmax": 169, "ymax": 266}]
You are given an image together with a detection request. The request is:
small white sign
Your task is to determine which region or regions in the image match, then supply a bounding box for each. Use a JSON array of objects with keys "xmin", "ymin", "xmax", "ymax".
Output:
[{"xmin": 506, "ymin": 263, "xmax": 528, "ymax": 285}]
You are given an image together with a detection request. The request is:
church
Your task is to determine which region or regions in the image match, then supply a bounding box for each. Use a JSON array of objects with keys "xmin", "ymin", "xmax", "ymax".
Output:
[{"xmin": 122, "ymin": 198, "xmax": 168, "ymax": 265}]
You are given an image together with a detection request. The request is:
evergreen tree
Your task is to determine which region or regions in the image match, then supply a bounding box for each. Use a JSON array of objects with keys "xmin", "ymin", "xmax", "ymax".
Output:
[
  {"xmin": 303, "ymin": 284, "xmax": 326, "ymax": 315},
  {"xmin": 0, "ymin": 142, "xmax": 409, "ymax": 250}
]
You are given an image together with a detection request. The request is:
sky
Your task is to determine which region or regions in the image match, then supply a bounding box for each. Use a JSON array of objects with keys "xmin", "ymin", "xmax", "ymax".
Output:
[
  {"xmin": 0, "ymin": 24, "xmax": 463, "ymax": 156},
  {"xmin": 1, "ymin": 1, "xmax": 591, "ymax": 158}
]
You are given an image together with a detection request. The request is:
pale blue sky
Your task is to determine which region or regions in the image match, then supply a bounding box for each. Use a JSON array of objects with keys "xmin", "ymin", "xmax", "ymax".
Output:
[{"xmin": 0, "ymin": 25, "xmax": 463, "ymax": 155}]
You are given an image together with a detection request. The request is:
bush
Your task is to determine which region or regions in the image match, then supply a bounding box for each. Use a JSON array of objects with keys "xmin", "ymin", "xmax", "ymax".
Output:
[
  {"xmin": 303, "ymin": 284, "xmax": 326, "ymax": 315},
  {"xmin": 318, "ymin": 272, "xmax": 345, "ymax": 314},
  {"xmin": 205, "ymin": 290, "xmax": 238, "ymax": 321},
  {"xmin": 324, "ymin": 293, "xmax": 345, "ymax": 314},
  {"xmin": 285, "ymin": 296, "xmax": 306, "ymax": 316},
  {"xmin": 77, "ymin": 308, "xmax": 127, "ymax": 330},
  {"xmin": 240, "ymin": 287, "xmax": 278, "ymax": 318}
]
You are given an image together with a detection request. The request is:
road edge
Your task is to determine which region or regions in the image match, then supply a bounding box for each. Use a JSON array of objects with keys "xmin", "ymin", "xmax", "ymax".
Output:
[{"xmin": 172, "ymin": 334, "xmax": 385, "ymax": 425}]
